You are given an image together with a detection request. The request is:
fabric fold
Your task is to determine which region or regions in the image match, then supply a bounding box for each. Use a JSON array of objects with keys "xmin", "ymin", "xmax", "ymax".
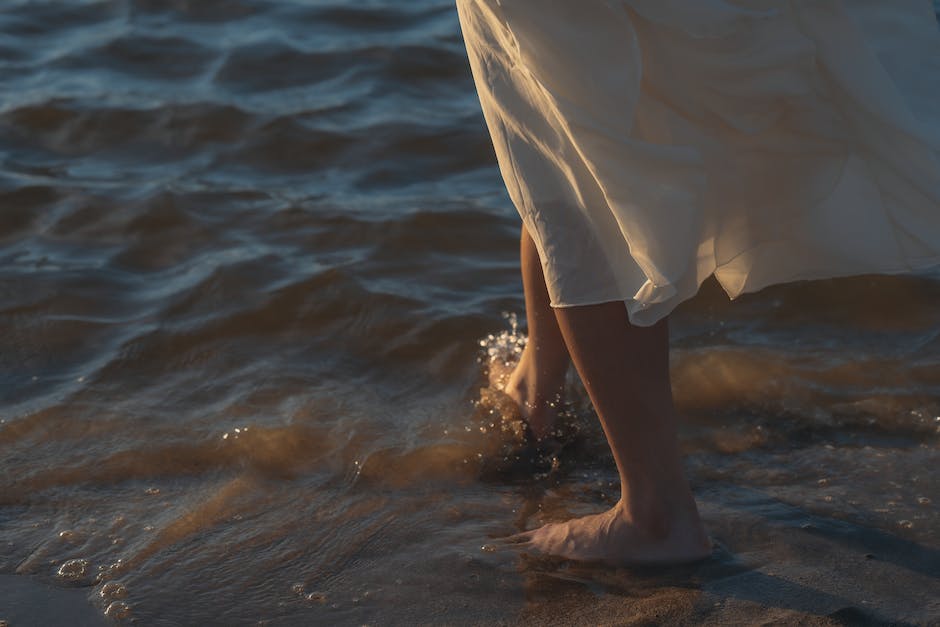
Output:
[{"xmin": 457, "ymin": 0, "xmax": 940, "ymax": 326}]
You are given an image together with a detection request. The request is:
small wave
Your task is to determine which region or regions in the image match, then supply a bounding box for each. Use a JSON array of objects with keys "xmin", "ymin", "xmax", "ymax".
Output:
[
  {"xmin": 2, "ymin": 99, "xmax": 257, "ymax": 157},
  {"xmin": 309, "ymin": 5, "xmax": 453, "ymax": 32},
  {"xmin": 216, "ymin": 115, "xmax": 356, "ymax": 173},
  {"xmin": 212, "ymin": 41, "xmax": 360, "ymax": 93},
  {"xmin": 50, "ymin": 34, "xmax": 216, "ymax": 81}
]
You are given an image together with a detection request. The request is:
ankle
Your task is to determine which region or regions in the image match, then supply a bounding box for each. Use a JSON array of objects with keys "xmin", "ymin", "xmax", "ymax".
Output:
[
  {"xmin": 507, "ymin": 346, "xmax": 568, "ymax": 390},
  {"xmin": 504, "ymin": 370, "xmax": 565, "ymax": 421},
  {"xmin": 615, "ymin": 482, "xmax": 704, "ymax": 542}
]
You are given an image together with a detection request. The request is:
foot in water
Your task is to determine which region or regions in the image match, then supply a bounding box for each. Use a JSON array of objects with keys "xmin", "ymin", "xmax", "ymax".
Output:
[
  {"xmin": 505, "ymin": 498, "xmax": 711, "ymax": 567},
  {"xmin": 498, "ymin": 342, "xmax": 569, "ymax": 442}
]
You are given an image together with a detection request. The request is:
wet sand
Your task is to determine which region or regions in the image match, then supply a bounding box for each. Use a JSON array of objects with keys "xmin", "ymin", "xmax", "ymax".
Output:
[{"xmin": 2, "ymin": 510, "xmax": 937, "ymax": 627}]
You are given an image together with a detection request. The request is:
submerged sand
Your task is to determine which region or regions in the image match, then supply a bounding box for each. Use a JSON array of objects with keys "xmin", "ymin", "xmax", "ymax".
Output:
[
  {"xmin": 515, "ymin": 487, "xmax": 937, "ymax": 626},
  {"xmin": 3, "ymin": 482, "xmax": 935, "ymax": 626}
]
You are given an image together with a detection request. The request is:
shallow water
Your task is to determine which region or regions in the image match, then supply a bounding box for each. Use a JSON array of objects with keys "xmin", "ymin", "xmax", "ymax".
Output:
[{"xmin": 1, "ymin": 1, "xmax": 939, "ymax": 625}]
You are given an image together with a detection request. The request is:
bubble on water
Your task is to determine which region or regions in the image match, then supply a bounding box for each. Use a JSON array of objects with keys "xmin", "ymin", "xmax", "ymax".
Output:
[
  {"xmin": 898, "ymin": 520, "xmax": 914, "ymax": 529},
  {"xmin": 56, "ymin": 558, "xmax": 90, "ymax": 581},
  {"xmin": 817, "ymin": 478, "xmax": 830, "ymax": 487},
  {"xmin": 100, "ymin": 581, "xmax": 128, "ymax": 599},
  {"xmin": 98, "ymin": 559, "xmax": 127, "ymax": 579},
  {"xmin": 104, "ymin": 601, "xmax": 131, "ymax": 620},
  {"xmin": 918, "ymin": 497, "xmax": 932, "ymax": 505},
  {"xmin": 291, "ymin": 583, "xmax": 305, "ymax": 595},
  {"xmin": 305, "ymin": 592, "xmax": 327, "ymax": 604},
  {"xmin": 58, "ymin": 530, "xmax": 76, "ymax": 541},
  {"xmin": 145, "ymin": 487, "xmax": 160, "ymax": 495},
  {"xmin": 481, "ymin": 544, "xmax": 497, "ymax": 553}
]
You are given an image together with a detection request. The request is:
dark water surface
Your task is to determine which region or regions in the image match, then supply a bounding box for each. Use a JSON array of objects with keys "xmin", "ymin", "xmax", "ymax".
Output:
[{"xmin": 1, "ymin": 1, "xmax": 939, "ymax": 625}]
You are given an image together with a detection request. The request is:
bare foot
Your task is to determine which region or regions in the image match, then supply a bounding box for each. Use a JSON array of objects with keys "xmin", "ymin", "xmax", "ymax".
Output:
[
  {"xmin": 501, "ymin": 344, "xmax": 568, "ymax": 441},
  {"xmin": 507, "ymin": 500, "xmax": 711, "ymax": 566}
]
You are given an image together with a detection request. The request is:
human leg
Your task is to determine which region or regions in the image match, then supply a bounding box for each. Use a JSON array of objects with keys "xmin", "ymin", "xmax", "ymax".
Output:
[
  {"xmin": 503, "ymin": 224, "xmax": 571, "ymax": 440},
  {"xmin": 511, "ymin": 303, "xmax": 710, "ymax": 565}
]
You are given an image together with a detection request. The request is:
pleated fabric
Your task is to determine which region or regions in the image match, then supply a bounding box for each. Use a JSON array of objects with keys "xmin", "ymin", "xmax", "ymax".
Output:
[{"xmin": 456, "ymin": 0, "xmax": 940, "ymax": 325}]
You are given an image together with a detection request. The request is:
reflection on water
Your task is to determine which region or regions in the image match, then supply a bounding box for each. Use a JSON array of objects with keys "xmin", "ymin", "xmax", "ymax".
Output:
[{"xmin": 1, "ymin": 0, "xmax": 939, "ymax": 624}]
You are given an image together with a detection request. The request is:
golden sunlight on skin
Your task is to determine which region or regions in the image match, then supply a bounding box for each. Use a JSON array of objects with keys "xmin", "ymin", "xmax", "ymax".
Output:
[
  {"xmin": 498, "ymin": 225, "xmax": 710, "ymax": 565},
  {"xmin": 502, "ymin": 226, "xmax": 571, "ymax": 442}
]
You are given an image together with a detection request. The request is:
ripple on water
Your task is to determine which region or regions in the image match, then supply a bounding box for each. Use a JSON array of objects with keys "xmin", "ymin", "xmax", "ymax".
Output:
[
  {"xmin": 2, "ymin": 100, "xmax": 256, "ymax": 159},
  {"xmin": 212, "ymin": 42, "xmax": 362, "ymax": 93},
  {"xmin": 50, "ymin": 34, "xmax": 217, "ymax": 81},
  {"xmin": 1, "ymin": 1, "xmax": 939, "ymax": 625}
]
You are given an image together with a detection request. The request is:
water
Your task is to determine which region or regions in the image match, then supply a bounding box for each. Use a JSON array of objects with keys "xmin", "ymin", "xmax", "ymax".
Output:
[{"xmin": 1, "ymin": 1, "xmax": 938, "ymax": 625}]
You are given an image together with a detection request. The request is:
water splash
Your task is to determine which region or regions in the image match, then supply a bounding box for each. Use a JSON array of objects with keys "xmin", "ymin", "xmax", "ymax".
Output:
[
  {"xmin": 469, "ymin": 312, "xmax": 593, "ymax": 482},
  {"xmin": 478, "ymin": 311, "xmax": 527, "ymax": 391}
]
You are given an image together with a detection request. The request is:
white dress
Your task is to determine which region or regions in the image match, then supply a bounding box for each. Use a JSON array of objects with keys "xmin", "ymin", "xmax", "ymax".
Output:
[{"xmin": 456, "ymin": 0, "xmax": 940, "ymax": 326}]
